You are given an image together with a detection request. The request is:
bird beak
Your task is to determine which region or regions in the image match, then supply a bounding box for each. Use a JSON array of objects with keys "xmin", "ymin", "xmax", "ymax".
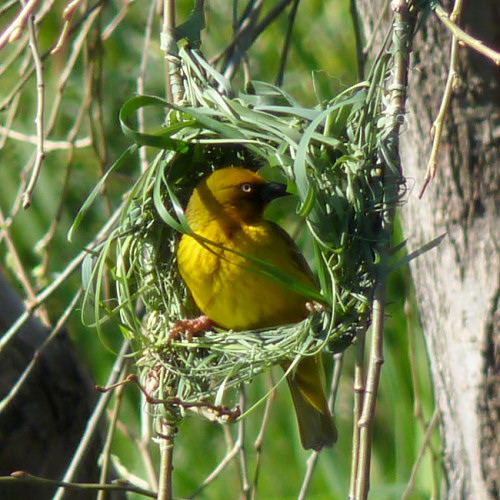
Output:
[{"xmin": 261, "ymin": 181, "xmax": 289, "ymax": 203}]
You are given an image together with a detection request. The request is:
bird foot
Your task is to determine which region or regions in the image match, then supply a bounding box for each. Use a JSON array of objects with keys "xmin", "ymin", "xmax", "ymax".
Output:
[
  {"xmin": 168, "ymin": 315, "xmax": 213, "ymax": 341},
  {"xmin": 305, "ymin": 301, "xmax": 325, "ymax": 313}
]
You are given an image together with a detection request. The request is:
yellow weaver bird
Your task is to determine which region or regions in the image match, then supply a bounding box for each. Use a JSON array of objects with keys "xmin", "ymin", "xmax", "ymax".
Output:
[{"xmin": 176, "ymin": 167, "xmax": 337, "ymax": 450}]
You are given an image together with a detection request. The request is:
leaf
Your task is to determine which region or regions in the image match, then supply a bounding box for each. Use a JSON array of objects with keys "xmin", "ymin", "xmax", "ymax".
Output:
[
  {"xmin": 152, "ymin": 159, "xmax": 186, "ymax": 233},
  {"xmin": 175, "ymin": 0, "xmax": 206, "ymax": 47},
  {"xmin": 68, "ymin": 145, "xmax": 137, "ymax": 242},
  {"xmin": 119, "ymin": 95, "xmax": 189, "ymax": 151},
  {"xmin": 392, "ymin": 233, "xmax": 446, "ymax": 271}
]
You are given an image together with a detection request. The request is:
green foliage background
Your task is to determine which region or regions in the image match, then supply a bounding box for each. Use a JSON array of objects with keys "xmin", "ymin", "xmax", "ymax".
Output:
[{"xmin": 0, "ymin": 1, "xmax": 440, "ymax": 499}]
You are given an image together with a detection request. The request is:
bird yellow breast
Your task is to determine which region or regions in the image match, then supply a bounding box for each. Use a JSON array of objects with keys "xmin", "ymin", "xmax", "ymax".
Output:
[{"xmin": 177, "ymin": 220, "xmax": 312, "ymax": 331}]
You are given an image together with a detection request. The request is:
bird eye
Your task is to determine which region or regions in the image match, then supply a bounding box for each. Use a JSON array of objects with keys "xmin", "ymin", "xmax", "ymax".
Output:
[{"xmin": 240, "ymin": 183, "xmax": 253, "ymax": 193}]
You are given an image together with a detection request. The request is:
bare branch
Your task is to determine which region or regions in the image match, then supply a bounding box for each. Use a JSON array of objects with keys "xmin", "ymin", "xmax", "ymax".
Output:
[{"xmin": 22, "ymin": 13, "xmax": 45, "ymax": 209}]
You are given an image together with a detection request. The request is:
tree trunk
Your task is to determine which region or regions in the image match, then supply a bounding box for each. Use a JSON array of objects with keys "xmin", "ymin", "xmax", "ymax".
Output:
[{"xmin": 358, "ymin": 1, "xmax": 500, "ymax": 498}]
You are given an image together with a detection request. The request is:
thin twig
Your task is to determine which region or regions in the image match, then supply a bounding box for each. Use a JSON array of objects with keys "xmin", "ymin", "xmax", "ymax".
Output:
[
  {"xmin": 157, "ymin": 419, "xmax": 176, "ymax": 500},
  {"xmin": 250, "ymin": 381, "xmax": 274, "ymax": 500},
  {"xmin": 220, "ymin": 0, "xmax": 294, "ymax": 81},
  {"xmin": 3, "ymin": 153, "xmax": 33, "ymax": 221},
  {"xmin": 102, "ymin": 0, "xmax": 133, "ymax": 39},
  {"xmin": 139, "ymin": 393, "xmax": 158, "ymax": 491},
  {"xmin": 0, "ymin": 290, "xmax": 82, "ymax": 414},
  {"xmin": 97, "ymin": 361, "xmax": 131, "ymax": 500},
  {"xmin": 349, "ymin": 0, "xmax": 366, "ymax": 79},
  {"xmin": 361, "ymin": 0, "xmax": 390, "ymax": 58},
  {"xmin": 353, "ymin": 1, "xmax": 413, "ymax": 497},
  {"xmin": 0, "ymin": 206, "xmax": 50, "ymax": 325},
  {"xmin": 0, "ymin": 0, "xmax": 19, "ymax": 17},
  {"xmin": 401, "ymin": 409, "xmax": 440, "ymax": 500},
  {"xmin": 236, "ymin": 407, "xmax": 250, "ymax": 500},
  {"xmin": 163, "ymin": 0, "xmax": 175, "ymax": 102},
  {"xmin": 108, "ymin": 450, "xmax": 152, "ymax": 490},
  {"xmin": 84, "ymin": 21, "xmax": 109, "ymax": 209},
  {"xmin": 0, "ymin": 471, "xmax": 156, "ymax": 498},
  {"xmin": 226, "ymin": 391, "xmax": 250, "ymax": 500},
  {"xmin": 22, "ymin": 11, "xmax": 45, "ymax": 209},
  {"xmin": 137, "ymin": 0, "xmax": 157, "ymax": 173},
  {"xmin": 52, "ymin": 340, "xmax": 131, "ymax": 500},
  {"xmin": 35, "ymin": 163, "xmax": 75, "ymax": 280},
  {"xmin": 0, "ymin": 55, "xmax": 35, "ymax": 111},
  {"xmin": 419, "ymin": 0, "xmax": 463, "ymax": 197},
  {"xmin": 404, "ymin": 285, "xmax": 442, "ymax": 499},
  {"xmin": 405, "ymin": 295, "xmax": 422, "ymax": 418},
  {"xmin": 275, "ymin": 0, "xmax": 299, "ymax": 87},
  {"xmin": 33, "ymin": 67, "xmax": 97, "ymax": 281},
  {"xmin": 0, "ymin": 126, "xmax": 91, "ymax": 149},
  {"xmin": 434, "ymin": 3, "xmax": 500, "ymax": 65},
  {"xmin": 0, "ymin": 91, "xmax": 21, "ymax": 149},
  {"xmin": 349, "ymin": 324, "xmax": 367, "ymax": 498},
  {"xmin": 51, "ymin": 0, "xmax": 86, "ymax": 54},
  {"xmin": 0, "ymin": 33, "xmax": 29, "ymax": 80},
  {"xmin": 354, "ymin": 283, "xmax": 386, "ymax": 500},
  {"xmin": 111, "ymin": 409, "xmax": 158, "ymax": 491},
  {"xmin": 0, "ymin": 204, "xmax": 123, "ymax": 352},
  {"xmin": 210, "ymin": 0, "xmax": 265, "ymax": 66},
  {"xmin": 186, "ymin": 427, "xmax": 243, "ymax": 499},
  {"xmin": 0, "ymin": 0, "xmax": 41, "ymax": 50},
  {"xmin": 298, "ymin": 450, "xmax": 320, "ymax": 500},
  {"xmin": 4, "ymin": 6, "xmax": 102, "ymax": 234},
  {"xmin": 36, "ymin": 2, "xmax": 102, "ymax": 165},
  {"xmin": 162, "ymin": 0, "xmax": 185, "ymax": 104}
]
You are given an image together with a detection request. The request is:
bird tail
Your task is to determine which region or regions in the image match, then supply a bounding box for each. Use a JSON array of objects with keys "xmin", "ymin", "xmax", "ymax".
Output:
[{"xmin": 285, "ymin": 355, "xmax": 338, "ymax": 451}]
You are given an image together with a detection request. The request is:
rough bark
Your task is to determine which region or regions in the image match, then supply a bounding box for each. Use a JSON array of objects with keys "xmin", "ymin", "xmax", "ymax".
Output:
[{"xmin": 358, "ymin": 1, "xmax": 500, "ymax": 498}]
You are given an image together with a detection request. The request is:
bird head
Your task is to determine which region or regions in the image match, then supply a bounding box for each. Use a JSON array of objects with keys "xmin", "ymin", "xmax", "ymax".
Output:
[{"xmin": 185, "ymin": 167, "xmax": 289, "ymax": 228}]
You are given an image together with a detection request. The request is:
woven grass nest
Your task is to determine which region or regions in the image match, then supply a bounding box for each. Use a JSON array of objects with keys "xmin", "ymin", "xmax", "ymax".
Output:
[{"xmin": 83, "ymin": 46, "xmax": 403, "ymax": 423}]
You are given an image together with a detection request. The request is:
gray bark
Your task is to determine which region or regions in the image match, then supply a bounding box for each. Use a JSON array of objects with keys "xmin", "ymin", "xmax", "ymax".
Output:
[{"xmin": 358, "ymin": 1, "xmax": 500, "ymax": 498}]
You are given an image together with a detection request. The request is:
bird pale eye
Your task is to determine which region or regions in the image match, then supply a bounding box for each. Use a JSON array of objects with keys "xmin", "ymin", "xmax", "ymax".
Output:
[{"xmin": 240, "ymin": 183, "xmax": 253, "ymax": 193}]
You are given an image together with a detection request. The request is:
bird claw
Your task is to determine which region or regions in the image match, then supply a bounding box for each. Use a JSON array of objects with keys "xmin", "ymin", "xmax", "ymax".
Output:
[
  {"xmin": 305, "ymin": 301, "xmax": 325, "ymax": 314},
  {"xmin": 168, "ymin": 315, "xmax": 213, "ymax": 341}
]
